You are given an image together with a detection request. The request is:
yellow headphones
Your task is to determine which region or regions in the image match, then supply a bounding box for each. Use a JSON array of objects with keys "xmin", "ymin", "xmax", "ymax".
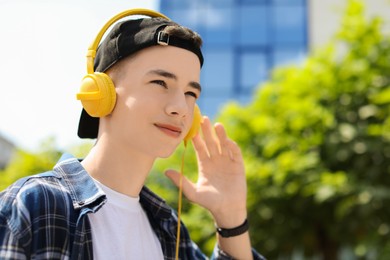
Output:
[{"xmin": 76, "ymin": 8, "xmax": 202, "ymax": 143}]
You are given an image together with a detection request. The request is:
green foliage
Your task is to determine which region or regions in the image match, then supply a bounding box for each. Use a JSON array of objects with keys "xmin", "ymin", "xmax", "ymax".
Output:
[
  {"xmin": 67, "ymin": 140, "xmax": 94, "ymax": 158},
  {"xmin": 0, "ymin": 138, "xmax": 93, "ymax": 192},
  {"xmin": 216, "ymin": 0, "xmax": 390, "ymax": 259},
  {"xmin": 0, "ymin": 138, "xmax": 62, "ymax": 191}
]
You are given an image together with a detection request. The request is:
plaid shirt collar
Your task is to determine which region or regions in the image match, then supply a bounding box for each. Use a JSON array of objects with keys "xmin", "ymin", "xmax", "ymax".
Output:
[
  {"xmin": 53, "ymin": 153, "xmax": 106, "ymax": 210},
  {"xmin": 54, "ymin": 153, "xmax": 172, "ymax": 220}
]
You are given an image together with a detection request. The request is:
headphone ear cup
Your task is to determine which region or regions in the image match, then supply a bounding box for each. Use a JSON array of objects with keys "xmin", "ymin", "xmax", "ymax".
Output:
[
  {"xmin": 184, "ymin": 104, "xmax": 202, "ymax": 143},
  {"xmin": 77, "ymin": 72, "xmax": 117, "ymax": 117}
]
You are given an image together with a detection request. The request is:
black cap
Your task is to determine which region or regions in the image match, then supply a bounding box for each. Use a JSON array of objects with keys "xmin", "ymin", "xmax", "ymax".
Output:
[{"xmin": 78, "ymin": 17, "xmax": 203, "ymax": 139}]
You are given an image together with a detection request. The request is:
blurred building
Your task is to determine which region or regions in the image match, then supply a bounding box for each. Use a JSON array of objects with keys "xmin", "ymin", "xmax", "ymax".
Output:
[
  {"xmin": 0, "ymin": 134, "xmax": 15, "ymax": 169},
  {"xmin": 159, "ymin": 0, "xmax": 390, "ymax": 117}
]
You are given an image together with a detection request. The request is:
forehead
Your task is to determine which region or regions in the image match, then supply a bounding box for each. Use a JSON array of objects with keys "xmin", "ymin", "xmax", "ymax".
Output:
[{"xmin": 121, "ymin": 45, "xmax": 201, "ymax": 80}]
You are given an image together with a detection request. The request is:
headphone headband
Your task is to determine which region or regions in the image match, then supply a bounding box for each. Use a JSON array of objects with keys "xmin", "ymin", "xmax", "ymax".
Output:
[
  {"xmin": 86, "ymin": 9, "xmax": 169, "ymax": 74},
  {"xmin": 77, "ymin": 8, "xmax": 203, "ymax": 139}
]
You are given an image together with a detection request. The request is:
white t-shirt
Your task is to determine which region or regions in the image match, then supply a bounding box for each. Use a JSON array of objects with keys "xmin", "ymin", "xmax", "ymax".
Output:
[{"xmin": 88, "ymin": 179, "xmax": 164, "ymax": 260}]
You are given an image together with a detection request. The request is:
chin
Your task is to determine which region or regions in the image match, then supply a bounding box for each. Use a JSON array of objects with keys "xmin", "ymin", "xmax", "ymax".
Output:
[
  {"xmin": 156, "ymin": 142, "xmax": 181, "ymax": 159},
  {"xmin": 157, "ymin": 148, "xmax": 177, "ymax": 159}
]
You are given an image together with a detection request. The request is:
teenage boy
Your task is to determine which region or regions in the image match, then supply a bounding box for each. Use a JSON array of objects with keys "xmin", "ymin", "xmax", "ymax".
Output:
[{"xmin": 0, "ymin": 10, "xmax": 264, "ymax": 260}]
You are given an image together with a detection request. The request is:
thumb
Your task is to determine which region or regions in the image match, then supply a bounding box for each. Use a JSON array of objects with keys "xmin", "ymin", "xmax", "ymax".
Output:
[
  {"xmin": 165, "ymin": 169, "xmax": 196, "ymax": 202},
  {"xmin": 164, "ymin": 169, "xmax": 181, "ymax": 188}
]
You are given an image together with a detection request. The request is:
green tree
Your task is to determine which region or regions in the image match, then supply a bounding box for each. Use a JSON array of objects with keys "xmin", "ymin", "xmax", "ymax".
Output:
[
  {"xmin": 216, "ymin": 0, "xmax": 390, "ymax": 259},
  {"xmin": 0, "ymin": 138, "xmax": 61, "ymax": 191},
  {"xmin": 151, "ymin": 0, "xmax": 390, "ymax": 258},
  {"xmin": 0, "ymin": 138, "xmax": 93, "ymax": 191}
]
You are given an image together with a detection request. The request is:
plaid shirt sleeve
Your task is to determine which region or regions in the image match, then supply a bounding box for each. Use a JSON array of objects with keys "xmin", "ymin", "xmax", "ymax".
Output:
[
  {"xmin": 212, "ymin": 246, "xmax": 266, "ymax": 260},
  {"xmin": 0, "ymin": 167, "xmax": 99, "ymax": 260},
  {"xmin": 0, "ymin": 215, "xmax": 27, "ymax": 259},
  {"xmin": 0, "ymin": 177, "xmax": 37, "ymax": 259}
]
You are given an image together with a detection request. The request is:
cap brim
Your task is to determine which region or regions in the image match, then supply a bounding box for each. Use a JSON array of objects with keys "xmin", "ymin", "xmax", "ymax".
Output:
[{"xmin": 78, "ymin": 109, "xmax": 99, "ymax": 139}]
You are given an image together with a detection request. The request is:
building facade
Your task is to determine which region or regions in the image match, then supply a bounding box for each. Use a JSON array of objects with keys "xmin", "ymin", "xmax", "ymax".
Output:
[{"xmin": 159, "ymin": 0, "xmax": 390, "ymax": 117}]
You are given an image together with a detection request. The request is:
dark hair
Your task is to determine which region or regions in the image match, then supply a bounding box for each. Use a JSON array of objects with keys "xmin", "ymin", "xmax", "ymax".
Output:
[{"xmin": 161, "ymin": 25, "xmax": 203, "ymax": 49}]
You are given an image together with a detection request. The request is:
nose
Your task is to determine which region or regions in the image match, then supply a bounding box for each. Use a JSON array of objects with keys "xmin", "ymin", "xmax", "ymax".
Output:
[{"xmin": 165, "ymin": 92, "xmax": 188, "ymax": 118}]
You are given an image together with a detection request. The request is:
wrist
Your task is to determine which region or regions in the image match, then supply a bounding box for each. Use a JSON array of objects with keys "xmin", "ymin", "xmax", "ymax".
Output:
[
  {"xmin": 216, "ymin": 218, "xmax": 249, "ymax": 238},
  {"xmin": 212, "ymin": 209, "xmax": 247, "ymax": 229}
]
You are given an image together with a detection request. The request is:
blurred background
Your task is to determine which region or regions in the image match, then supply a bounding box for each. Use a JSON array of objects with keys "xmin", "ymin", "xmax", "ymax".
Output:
[{"xmin": 1, "ymin": 0, "xmax": 390, "ymax": 259}]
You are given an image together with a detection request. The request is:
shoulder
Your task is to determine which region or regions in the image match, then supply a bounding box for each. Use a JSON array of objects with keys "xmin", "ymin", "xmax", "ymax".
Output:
[
  {"xmin": 1, "ymin": 171, "xmax": 63, "ymax": 202},
  {"xmin": 0, "ymin": 153, "xmax": 95, "ymax": 218},
  {"xmin": 0, "ymin": 171, "xmax": 73, "ymax": 239},
  {"xmin": 0, "ymin": 171, "xmax": 71, "ymax": 222}
]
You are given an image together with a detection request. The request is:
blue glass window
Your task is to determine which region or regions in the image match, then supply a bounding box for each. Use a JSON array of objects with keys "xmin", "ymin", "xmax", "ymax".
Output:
[
  {"xmin": 241, "ymin": 0, "xmax": 267, "ymax": 3},
  {"xmin": 200, "ymin": 95, "xmax": 232, "ymax": 117},
  {"xmin": 162, "ymin": 0, "xmax": 196, "ymax": 8},
  {"xmin": 273, "ymin": 6, "xmax": 306, "ymax": 45},
  {"xmin": 272, "ymin": 0, "xmax": 305, "ymax": 5},
  {"xmin": 239, "ymin": 5, "xmax": 269, "ymax": 46},
  {"xmin": 201, "ymin": 49, "xmax": 234, "ymax": 95},
  {"xmin": 273, "ymin": 48, "xmax": 306, "ymax": 67},
  {"xmin": 205, "ymin": 0, "xmax": 234, "ymax": 7},
  {"xmin": 164, "ymin": 9, "xmax": 201, "ymax": 31},
  {"xmin": 159, "ymin": 0, "xmax": 308, "ymax": 117},
  {"xmin": 240, "ymin": 52, "xmax": 268, "ymax": 92},
  {"xmin": 202, "ymin": 7, "xmax": 234, "ymax": 45}
]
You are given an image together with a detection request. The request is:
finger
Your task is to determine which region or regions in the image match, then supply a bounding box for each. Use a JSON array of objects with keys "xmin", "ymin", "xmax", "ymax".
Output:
[
  {"xmin": 214, "ymin": 123, "xmax": 230, "ymax": 157},
  {"xmin": 192, "ymin": 132, "xmax": 209, "ymax": 161},
  {"xmin": 201, "ymin": 117, "xmax": 220, "ymax": 156},
  {"xmin": 164, "ymin": 169, "xmax": 197, "ymax": 202},
  {"xmin": 226, "ymin": 139, "xmax": 244, "ymax": 163}
]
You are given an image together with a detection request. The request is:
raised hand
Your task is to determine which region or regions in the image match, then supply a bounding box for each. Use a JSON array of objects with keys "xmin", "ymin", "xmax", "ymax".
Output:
[{"xmin": 165, "ymin": 116, "xmax": 247, "ymax": 227}]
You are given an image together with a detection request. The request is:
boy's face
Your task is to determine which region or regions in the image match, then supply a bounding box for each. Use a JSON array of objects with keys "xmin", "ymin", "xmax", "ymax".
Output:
[{"xmin": 101, "ymin": 45, "xmax": 201, "ymax": 158}]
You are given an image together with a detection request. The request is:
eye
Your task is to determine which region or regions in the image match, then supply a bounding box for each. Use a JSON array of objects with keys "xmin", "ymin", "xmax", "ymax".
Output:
[
  {"xmin": 151, "ymin": 80, "xmax": 167, "ymax": 88},
  {"xmin": 185, "ymin": 91, "xmax": 198, "ymax": 99}
]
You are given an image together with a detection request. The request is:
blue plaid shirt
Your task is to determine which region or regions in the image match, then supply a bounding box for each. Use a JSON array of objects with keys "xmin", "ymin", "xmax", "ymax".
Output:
[{"xmin": 0, "ymin": 154, "xmax": 264, "ymax": 260}]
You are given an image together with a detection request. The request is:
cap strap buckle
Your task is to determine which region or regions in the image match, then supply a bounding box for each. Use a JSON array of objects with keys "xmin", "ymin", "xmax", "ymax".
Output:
[{"xmin": 157, "ymin": 31, "xmax": 170, "ymax": 46}]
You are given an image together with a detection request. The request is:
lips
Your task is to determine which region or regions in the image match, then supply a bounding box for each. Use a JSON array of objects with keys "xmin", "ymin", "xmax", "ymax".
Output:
[{"xmin": 154, "ymin": 123, "xmax": 183, "ymax": 138}]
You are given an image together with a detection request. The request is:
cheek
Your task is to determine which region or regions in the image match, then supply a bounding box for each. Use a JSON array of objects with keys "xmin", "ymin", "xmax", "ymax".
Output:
[
  {"xmin": 108, "ymin": 94, "xmax": 138, "ymax": 130},
  {"xmin": 115, "ymin": 89, "xmax": 144, "ymax": 115},
  {"xmin": 187, "ymin": 105, "xmax": 196, "ymax": 125}
]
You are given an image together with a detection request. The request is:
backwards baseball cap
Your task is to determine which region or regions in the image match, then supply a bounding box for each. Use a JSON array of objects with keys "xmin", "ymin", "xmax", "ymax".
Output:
[{"xmin": 77, "ymin": 16, "xmax": 204, "ymax": 139}]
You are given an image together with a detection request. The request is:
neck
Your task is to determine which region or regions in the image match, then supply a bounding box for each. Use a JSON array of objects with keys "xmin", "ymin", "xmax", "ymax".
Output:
[{"xmin": 81, "ymin": 137, "xmax": 155, "ymax": 198}]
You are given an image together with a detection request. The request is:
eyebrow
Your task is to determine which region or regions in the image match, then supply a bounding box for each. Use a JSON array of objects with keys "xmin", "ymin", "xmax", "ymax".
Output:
[{"xmin": 147, "ymin": 69, "xmax": 202, "ymax": 92}]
